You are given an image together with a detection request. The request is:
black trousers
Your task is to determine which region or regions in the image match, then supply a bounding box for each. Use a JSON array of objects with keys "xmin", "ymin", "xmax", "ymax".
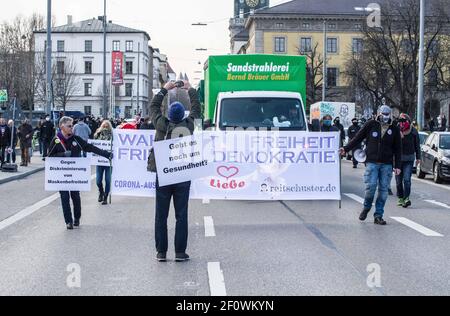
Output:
[
  {"xmin": 59, "ymin": 191, "xmax": 81, "ymax": 224},
  {"xmin": 155, "ymin": 179, "xmax": 191, "ymax": 253},
  {"xmin": 42, "ymin": 139, "xmax": 51, "ymax": 157}
]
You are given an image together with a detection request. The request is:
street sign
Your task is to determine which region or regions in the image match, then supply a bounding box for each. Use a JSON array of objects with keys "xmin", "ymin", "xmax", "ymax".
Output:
[{"xmin": 0, "ymin": 90, "xmax": 7, "ymax": 102}]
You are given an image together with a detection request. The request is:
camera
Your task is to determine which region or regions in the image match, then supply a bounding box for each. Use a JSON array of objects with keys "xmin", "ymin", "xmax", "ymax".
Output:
[{"xmin": 174, "ymin": 80, "xmax": 184, "ymax": 88}]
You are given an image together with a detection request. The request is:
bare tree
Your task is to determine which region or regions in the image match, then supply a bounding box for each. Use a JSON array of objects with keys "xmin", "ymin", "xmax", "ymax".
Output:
[
  {"xmin": 345, "ymin": 0, "xmax": 450, "ymax": 117},
  {"xmin": 52, "ymin": 57, "xmax": 79, "ymax": 114}
]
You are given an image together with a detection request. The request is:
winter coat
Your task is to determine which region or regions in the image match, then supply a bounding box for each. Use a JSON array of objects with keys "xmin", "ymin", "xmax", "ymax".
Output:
[
  {"xmin": 344, "ymin": 119, "xmax": 402, "ymax": 167},
  {"xmin": 147, "ymin": 87, "xmax": 201, "ymax": 172}
]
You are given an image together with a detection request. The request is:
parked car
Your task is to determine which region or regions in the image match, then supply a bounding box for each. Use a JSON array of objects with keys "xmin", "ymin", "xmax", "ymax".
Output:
[
  {"xmin": 416, "ymin": 132, "xmax": 450, "ymax": 183},
  {"xmin": 413, "ymin": 131, "xmax": 429, "ymax": 172}
]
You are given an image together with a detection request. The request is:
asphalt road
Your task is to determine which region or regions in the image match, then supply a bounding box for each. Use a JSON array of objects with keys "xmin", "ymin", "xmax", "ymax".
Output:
[{"xmin": 0, "ymin": 161, "xmax": 449, "ymax": 296}]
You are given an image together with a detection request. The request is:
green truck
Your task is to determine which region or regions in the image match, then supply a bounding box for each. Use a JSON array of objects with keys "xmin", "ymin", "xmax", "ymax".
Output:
[{"xmin": 203, "ymin": 54, "xmax": 308, "ymax": 131}]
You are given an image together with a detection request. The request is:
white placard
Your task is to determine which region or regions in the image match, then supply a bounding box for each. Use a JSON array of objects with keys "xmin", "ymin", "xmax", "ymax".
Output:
[
  {"xmin": 111, "ymin": 129, "xmax": 156, "ymax": 197},
  {"xmin": 45, "ymin": 158, "xmax": 91, "ymax": 191},
  {"xmin": 87, "ymin": 139, "xmax": 112, "ymax": 166},
  {"xmin": 154, "ymin": 134, "xmax": 214, "ymax": 187},
  {"xmin": 109, "ymin": 130, "xmax": 341, "ymax": 200}
]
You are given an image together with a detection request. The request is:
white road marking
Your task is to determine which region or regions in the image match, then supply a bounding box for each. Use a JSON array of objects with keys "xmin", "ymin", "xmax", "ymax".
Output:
[
  {"xmin": 390, "ymin": 217, "xmax": 444, "ymax": 237},
  {"xmin": 425, "ymin": 200, "xmax": 450, "ymax": 209},
  {"xmin": 202, "ymin": 199, "xmax": 210, "ymax": 204},
  {"xmin": 204, "ymin": 216, "xmax": 216, "ymax": 237},
  {"xmin": 412, "ymin": 177, "xmax": 450, "ymax": 191},
  {"xmin": 0, "ymin": 193, "xmax": 60, "ymax": 231},
  {"xmin": 344, "ymin": 193, "xmax": 365, "ymax": 204},
  {"xmin": 208, "ymin": 262, "xmax": 227, "ymax": 296},
  {"xmin": 0, "ymin": 173, "xmax": 96, "ymax": 232}
]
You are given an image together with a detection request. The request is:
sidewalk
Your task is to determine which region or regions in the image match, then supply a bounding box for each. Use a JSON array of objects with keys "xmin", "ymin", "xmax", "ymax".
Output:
[{"xmin": 0, "ymin": 152, "xmax": 45, "ymax": 185}]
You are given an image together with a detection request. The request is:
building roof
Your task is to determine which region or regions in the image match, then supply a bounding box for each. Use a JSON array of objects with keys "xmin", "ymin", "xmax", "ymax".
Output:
[
  {"xmin": 255, "ymin": 0, "xmax": 441, "ymax": 17},
  {"xmin": 234, "ymin": 28, "xmax": 249, "ymax": 41},
  {"xmin": 34, "ymin": 18, "xmax": 150, "ymax": 40}
]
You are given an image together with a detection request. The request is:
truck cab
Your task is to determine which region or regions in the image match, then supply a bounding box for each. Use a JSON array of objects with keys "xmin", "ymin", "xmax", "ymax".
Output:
[{"xmin": 213, "ymin": 91, "xmax": 308, "ymax": 131}]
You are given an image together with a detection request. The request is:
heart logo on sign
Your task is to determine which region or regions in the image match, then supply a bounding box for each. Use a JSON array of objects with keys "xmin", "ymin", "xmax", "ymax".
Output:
[{"xmin": 217, "ymin": 166, "xmax": 239, "ymax": 180}]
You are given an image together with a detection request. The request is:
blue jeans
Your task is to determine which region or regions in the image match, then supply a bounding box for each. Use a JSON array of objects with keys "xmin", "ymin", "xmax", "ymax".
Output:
[
  {"xmin": 395, "ymin": 161, "xmax": 414, "ymax": 199},
  {"xmin": 59, "ymin": 191, "xmax": 81, "ymax": 224},
  {"xmin": 155, "ymin": 178, "xmax": 191, "ymax": 253},
  {"xmin": 96, "ymin": 166, "xmax": 112, "ymax": 196},
  {"xmin": 364, "ymin": 163, "xmax": 393, "ymax": 218}
]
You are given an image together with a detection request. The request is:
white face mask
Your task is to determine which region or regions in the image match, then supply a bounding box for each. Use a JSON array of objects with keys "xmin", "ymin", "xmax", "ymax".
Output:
[{"xmin": 46, "ymin": 117, "xmax": 50, "ymax": 121}]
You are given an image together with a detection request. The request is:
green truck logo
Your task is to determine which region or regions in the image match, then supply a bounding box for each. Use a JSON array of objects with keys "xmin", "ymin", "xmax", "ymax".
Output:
[{"xmin": 204, "ymin": 55, "xmax": 306, "ymax": 120}]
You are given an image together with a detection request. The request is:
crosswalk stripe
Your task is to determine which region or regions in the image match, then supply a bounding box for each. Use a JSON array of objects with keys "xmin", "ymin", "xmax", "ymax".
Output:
[{"xmin": 204, "ymin": 216, "xmax": 216, "ymax": 237}]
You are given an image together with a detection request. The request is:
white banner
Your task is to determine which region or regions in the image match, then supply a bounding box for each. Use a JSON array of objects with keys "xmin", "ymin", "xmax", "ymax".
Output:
[
  {"xmin": 154, "ymin": 134, "xmax": 214, "ymax": 187},
  {"xmin": 190, "ymin": 131, "xmax": 341, "ymax": 200},
  {"xmin": 110, "ymin": 130, "xmax": 341, "ymax": 201},
  {"xmin": 45, "ymin": 158, "xmax": 91, "ymax": 191},
  {"xmin": 87, "ymin": 139, "xmax": 112, "ymax": 166},
  {"xmin": 111, "ymin": 129, "xmax": 156, "ymax": 197}
]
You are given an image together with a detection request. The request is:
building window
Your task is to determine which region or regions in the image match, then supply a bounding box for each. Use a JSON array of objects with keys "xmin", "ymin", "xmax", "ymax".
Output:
[
  {"xmin": 274, "ymin": 37, "xmax": 286, "ymax": 53},
  {"xmin": 57, "ymin": 61, "xmax": 65, "ymax": 75},
  {"xmin": 275, "ymin": 23, "xmax": 284, "ymax": 28},
  {"xmin": 126, "ymin": 61, "xmax": 133, "ymax": 74},
  {"xmin": 302, "ymin": 23, "xmax": 310, "ymax": 29},
  {"xmin": 126, "ymin": 41, "xmax": 134, "ymax": 52},
  {"xmin": 115, "ymin": 86, "xmax": 120, "ymax": 97},
  {"xmin": 84, "ymin": 61, "xmax": 92, "ymax": 74},
  {"xmin": 327, "ymin": 68, "xmax": 338, "ymax": 87},
  {"xmin": 125, "ymin": 106, "xmax": 132, "ymax": 118},
  {"xmin": 57, "ymin": 40, "xmax": 65, "ymax": 52},
  {"xmin": 113, "ymin": 40, "xmax": 120, "ymax": 51},
  {"xmin": 125, "ymin": 83, "xmax": 133, "ymax": 97},
  {"xmin": 428, "ymin": 69, "xmax": 438, "ymax": 86},
  {"xmin": 327, "ymin": 38, "xmax": 338, "ymax": 53},
  {"xmin": 56, "ymin": 80, "xmax": 65, "ymax": 96},
  {"xmin": 84, "ymin": 83, "xmax": 92, "ymax": 96},
  {"xmin": 84, "ymin": 106, "xmax": 92, "ymax": 115},
  {"xmin": 85, "ymin": 40, "xmax": 92, "ymax": 52},
  {"xmin": 352, "ymin": 38, "xmax": 363, "ymax": 54},
  {"xmin": 300, "ymin": 37, "xmax": 312, "ymax": 53}
]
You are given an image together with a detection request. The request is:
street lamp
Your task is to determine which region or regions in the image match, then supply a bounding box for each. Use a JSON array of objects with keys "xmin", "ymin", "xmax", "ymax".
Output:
[
  {"xmin": 195, "ymin": 48, "xmax": 208, "ymax": 51},
  {"xmin": 417, "ymin": 0, "xmax": 425, "ymax": 130},
  {"xmin": 192, "ymin": 23, "xmax": 207, "ymax": 26}
]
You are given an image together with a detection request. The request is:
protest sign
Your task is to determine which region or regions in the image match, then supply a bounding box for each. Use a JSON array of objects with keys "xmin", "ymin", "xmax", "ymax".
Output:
[
  {"xmin": 87, "ymin": 139, "xmax": 111, "ymax": 166},
  {"xmin": 45, "ymin": 157, "xmax": 91, "ymax": 191}
]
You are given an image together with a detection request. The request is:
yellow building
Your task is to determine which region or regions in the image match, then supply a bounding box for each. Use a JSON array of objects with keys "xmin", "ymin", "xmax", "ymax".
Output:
[{"xmin": 229, "ymin": 0, "xmax": 450, "ymax": 119}]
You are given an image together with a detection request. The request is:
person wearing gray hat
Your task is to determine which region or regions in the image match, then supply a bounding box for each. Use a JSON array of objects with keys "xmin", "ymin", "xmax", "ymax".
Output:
[{"xmin": 340, "ymin": 105, "xmax": 402, "ymax": 225}]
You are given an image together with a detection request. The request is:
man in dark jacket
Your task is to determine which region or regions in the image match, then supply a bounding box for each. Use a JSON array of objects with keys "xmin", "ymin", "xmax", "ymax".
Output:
[
  {"xmin": 40, "ymin": 115, "xmax": 55, "ymax": 159},
  {"xmin": 18, "ymin": 119, "xmax": 34, "ymax": 166},
  {"xmin": 0, "ymin": 118, "xmax": 11, "ymax": 167},
  {"xmin": 47, "ymin": 116, "xmax": 112, "ymax": 230},
  {"xmin": 149, "ymin": 80, "xmax": 201, "ymax": 262},
  {"xmin": 396, "ymin": 113, "xmax": 421, "ymax": 208},
  {"xmin": 333, "ymin": 117, "xmax": 345, "ymax": 147},
  {"xmin": 347, "ymin": 118, "xmax": 361, "ymax": 168},
  {"xmin": 341, "ymin": 105, "xmax": 402, "ymax": 225}
]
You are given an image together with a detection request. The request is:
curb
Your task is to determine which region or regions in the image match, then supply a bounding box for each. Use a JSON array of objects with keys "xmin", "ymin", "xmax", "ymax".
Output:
[{"xmin": 0, "ymin": 167, "xmax": 45, "ymax": 185}]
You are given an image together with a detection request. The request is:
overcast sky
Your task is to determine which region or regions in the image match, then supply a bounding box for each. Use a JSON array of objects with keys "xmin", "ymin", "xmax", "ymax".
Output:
[{"xmin": 2, "ymin": 0, "xmax": 291, "ymax": 84}]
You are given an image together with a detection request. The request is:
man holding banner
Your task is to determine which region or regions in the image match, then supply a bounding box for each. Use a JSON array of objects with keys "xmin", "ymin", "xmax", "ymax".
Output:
[
  {"xmin": 148, "ymin": 80, "xmax": 201, "ymax": 262},
  {"xmin": 48, "ymin": 116, "xmax": 113, "ymax": 230}
]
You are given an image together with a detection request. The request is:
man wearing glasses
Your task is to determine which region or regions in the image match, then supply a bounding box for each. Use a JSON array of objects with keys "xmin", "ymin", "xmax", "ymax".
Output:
[{"xmin": 47, "ymin": 116, "xmax": 113, "ymax": 230}]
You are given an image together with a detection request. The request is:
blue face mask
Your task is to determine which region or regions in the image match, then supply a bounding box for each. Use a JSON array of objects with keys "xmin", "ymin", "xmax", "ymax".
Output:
[{"xmin": 323, "ymin": 120, "xmax": 332, "ymax": 127}]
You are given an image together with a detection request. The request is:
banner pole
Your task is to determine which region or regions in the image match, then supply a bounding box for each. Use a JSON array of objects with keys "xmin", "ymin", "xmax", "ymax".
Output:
[
  {"xmin": 339, "ymin": 148, "xmax": 342, "ymax": 210},
  {"xmin": 109, "ymin": 132, "xmax": 113, "ymax": 204}
]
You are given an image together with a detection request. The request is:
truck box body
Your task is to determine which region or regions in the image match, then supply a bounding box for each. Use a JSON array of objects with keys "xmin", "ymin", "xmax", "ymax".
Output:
[
  {"xmin": 204, "ymin": 55, "xmax": 307, "ymax": 122},
  {"xmin": 310, "ymin": 102, "xmax": 356, "ymax": 129}
]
